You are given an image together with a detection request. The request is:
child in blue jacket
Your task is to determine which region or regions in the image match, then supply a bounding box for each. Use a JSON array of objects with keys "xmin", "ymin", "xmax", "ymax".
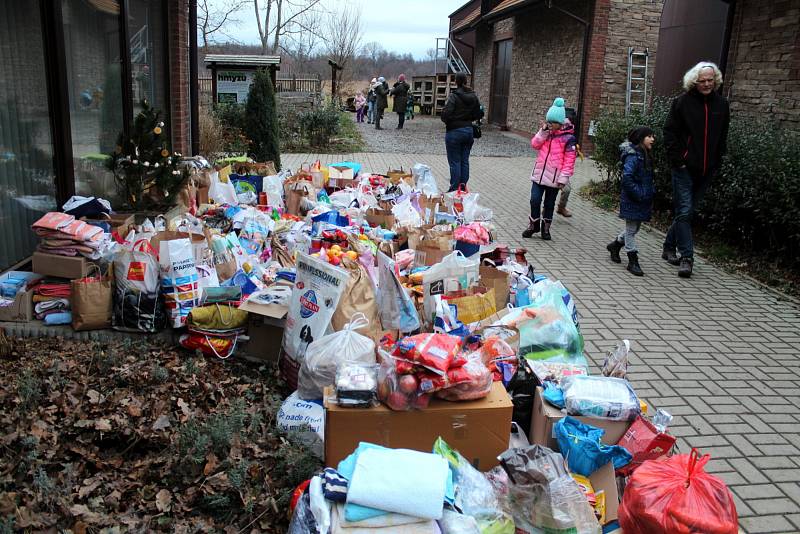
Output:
[{"xmin": 607, "ymin": 126, "xmax": 655, "ymax": 276}]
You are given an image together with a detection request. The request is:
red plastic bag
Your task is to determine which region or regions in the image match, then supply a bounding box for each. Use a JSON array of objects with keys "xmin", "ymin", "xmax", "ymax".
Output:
[
  {"xmin": 393, "ymin": 333, "xmax": 462, "ymax": 375},
  {"xmin": 619, "ymin": 449, "xmax": 738, "ymax": 534},
  {"xmin": 616, "ymin": 415, "xmax": 676, "ymax": 476}
]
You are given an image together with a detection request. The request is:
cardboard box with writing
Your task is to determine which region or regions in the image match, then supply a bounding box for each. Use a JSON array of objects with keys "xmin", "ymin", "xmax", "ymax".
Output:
[
  {"xmin": 325, "ymin": 381, "xmax": 512, "ymax": 471},
  {"xmin": 0, "ymin": 272, "xmax": 43, "ymax": 322},
  {"xmin": 414, "ymin": 245, "xmax": 451, "ymax": 267},
  {"xmin": 239, "ymin": 288, "xmax": 289, "ymax": 362},
  {"xmin": 32, "ymin": 252, "xmax": 93, "ymax": 280},
  {"xmin": 531, "ymin": 386, "xmax": 631, "ymax": 450}
]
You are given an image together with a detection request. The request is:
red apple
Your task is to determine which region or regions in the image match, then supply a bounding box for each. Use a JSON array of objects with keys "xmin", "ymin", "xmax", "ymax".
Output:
[
  {"xmin": 398, "ymin": 374, "xmax": 418, "ymax": 394},
  {"xmin": 411, "ymin": 393, "xmax": 431, "ymax": 410},
  {"xmin": 386, "ymin": 391, "xmax": 410, "ymax": 411}
]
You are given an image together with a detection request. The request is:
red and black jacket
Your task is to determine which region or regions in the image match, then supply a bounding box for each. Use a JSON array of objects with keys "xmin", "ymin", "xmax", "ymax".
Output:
[{"xmin": 663, "ymin": 89, "xmax": 730, "ymax": 177}]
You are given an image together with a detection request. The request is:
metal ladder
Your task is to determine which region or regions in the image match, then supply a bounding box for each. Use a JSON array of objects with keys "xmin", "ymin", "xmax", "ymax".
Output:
[
  {"xmin": 626, "ymin": 47, "xmax": 649, "ymax": 115},
  {"xmin": 435, "ymin": 37, "xmax": 470, "ymax": 75}
]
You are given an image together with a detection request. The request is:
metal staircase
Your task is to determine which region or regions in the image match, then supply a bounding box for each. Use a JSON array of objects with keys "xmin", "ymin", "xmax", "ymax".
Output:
[
  {"xmin": 130, "ymin": 25, "xmax": 148, "ymax": 64},
  {"xmin": 626, "ymin": 47, "xmax": 649, "ymax": 115},
  {"xmin": 435, "ymin": 37, "xmax": 470, "ymax": 75}
]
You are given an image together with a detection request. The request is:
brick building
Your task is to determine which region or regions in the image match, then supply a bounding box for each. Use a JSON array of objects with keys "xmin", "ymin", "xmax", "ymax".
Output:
[
  {"xmin": 450, "ymin": 0, "xmax": 800, "ymax": 150},
  {"xmin": 0, "ymin": 0, "xmax": 198, "ymax": 270}
]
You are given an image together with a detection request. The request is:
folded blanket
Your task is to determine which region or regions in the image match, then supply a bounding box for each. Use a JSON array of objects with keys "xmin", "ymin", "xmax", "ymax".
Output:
[
  {"xmin": 35, "ymin": 298, "xmax": 70, "ymax": 315},
  {"xmin": 44, "ymin": 311, "xmax": 72, "ymax": 325},
  {"xmin": 347, "ymin": 447, "xmax": 448, "ymax": 520},
  {"xmin": 35, "ymin": 283, "xmax": 71, "ymax": 299},
  {"xmin": 335, "ymin": 504, "xmax": 427, "ymax": 528},
  {"xmin": 323, "ymin": 468, "xmax": 348, "ymax": 503},
  {"xmin": 331, "ymin": 504, "xmax": 436, "ymax": 534}
]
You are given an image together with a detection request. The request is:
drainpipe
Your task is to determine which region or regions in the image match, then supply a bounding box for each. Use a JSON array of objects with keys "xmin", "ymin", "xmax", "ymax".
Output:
[{"xmin": 547, "ymin": 0, "xmax": 591, "ymax": 141}]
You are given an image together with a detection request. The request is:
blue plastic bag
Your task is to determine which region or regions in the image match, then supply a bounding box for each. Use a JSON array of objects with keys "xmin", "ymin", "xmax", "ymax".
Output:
[{"xmin": 553, "ymin": 416, "xmax": 632, "ymax": 476}]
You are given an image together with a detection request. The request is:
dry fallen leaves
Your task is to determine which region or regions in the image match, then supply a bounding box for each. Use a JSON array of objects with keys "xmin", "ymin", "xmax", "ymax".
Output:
[{"xmin": 155, "ymin": 489, "xmax": 172, "ymax": 512}]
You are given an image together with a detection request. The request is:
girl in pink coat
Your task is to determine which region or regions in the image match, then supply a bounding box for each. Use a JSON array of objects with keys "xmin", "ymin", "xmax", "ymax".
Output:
[{"xmin": 523, "ymin": 97, "xmax": 578, "ymax": 240}]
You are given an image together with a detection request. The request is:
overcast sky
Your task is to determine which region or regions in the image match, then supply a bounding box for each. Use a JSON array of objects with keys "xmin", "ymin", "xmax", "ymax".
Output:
[{"xmin": 209, "ymin": 0, "xmax": 466, "ymax": 59}]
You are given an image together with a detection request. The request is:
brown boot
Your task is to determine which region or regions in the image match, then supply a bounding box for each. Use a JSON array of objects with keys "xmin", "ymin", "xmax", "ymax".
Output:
[{"xmin": 557, "ymin": 206, "xmax": 572, "ymax": 217}]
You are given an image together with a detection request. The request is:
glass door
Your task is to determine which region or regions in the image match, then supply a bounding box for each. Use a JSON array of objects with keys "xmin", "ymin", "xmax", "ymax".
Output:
[{"xmin": 0, "ymin": 0, "xmax": 57, "ymax": 270}]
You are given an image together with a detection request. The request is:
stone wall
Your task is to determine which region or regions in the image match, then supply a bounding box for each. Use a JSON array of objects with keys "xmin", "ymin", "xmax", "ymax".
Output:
[
  {"xmin": 506, "ymin": 1, "xmax": 588, "ymax": 134},
  {"xmin": 725, "ymin": 0, "xmax": 800, "ymax": 127}
]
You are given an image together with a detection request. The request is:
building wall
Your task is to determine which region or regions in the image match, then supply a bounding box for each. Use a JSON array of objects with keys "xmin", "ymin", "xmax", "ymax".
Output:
[
  {"xmin": 506, "ymin": 1, "xmax": 589, "ymax": 134},
  {"xmin": 725, "ymin": 0, "xmax": 800, "ymax": 127},
  {"xmin": 169, "ymin": 0, "xmax": 191, "ymax": 154}
]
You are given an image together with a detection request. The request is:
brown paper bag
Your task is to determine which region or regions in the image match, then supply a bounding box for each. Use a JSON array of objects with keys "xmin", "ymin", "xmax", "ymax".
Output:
[
  {"xmin": 331, "ymin": 257, "xmax": 383, "ymax": 343},
  {"xmin": 71, "ymin": 266, "xmax": 113, "ymax": 331},
  {"xmin": 387, "ymin": 167, "xmax": 413, "ymax": 186},
  {"xmin": 286, "ymin": 180, "xmax": 315, "ymax": 216},
  {"xmin": 480, "ymin": 263, "xmax": 510, "ymax": 311},
  {"xmin": 365, "ymin": 208, "xmax": 396, "ymax": 229},
  {"xmin": 270, "ymin": 234, "xmax": 294, "ymax": 267}
]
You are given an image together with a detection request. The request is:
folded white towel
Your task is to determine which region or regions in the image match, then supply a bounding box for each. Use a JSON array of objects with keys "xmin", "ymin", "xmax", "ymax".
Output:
[
  {"xmin": 331, "ymin": 504, "xmax": 436, "ymax": 534},
  {"xmin": 346, "ymin": 447, "xmax": 448, "ymax": 520}
]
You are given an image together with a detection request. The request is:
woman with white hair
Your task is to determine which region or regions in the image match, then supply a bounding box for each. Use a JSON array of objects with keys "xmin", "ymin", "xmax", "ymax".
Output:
[{"xmin": 662, "ymin": 61, "xmax": 730, "ymax": 278}]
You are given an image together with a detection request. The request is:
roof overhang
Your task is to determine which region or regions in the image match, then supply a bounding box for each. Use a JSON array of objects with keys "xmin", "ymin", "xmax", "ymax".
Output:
[{"xmin": 203, "ymin": 54, "xmax": 281, "ymax": 69}]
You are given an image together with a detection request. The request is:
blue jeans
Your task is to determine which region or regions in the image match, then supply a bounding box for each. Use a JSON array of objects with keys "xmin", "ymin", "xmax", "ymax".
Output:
[
  {"xmin": 664, "ymin": 167, "xmax": 710, "ymax": 259},
  {"xmin": 445, "ymin": 127, "xmax": 474, "ymax": 191},
  {"xmin": 530, "ymin": 182, "xmax": 559, "ymax": 220},
  {"xmin": 367, "ymin": 101, "xmax": 375, "ymax": 122}
]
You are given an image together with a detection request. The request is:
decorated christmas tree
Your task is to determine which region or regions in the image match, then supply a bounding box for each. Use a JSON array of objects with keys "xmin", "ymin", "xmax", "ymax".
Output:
[{"xmin": 106, "ymin": 100, "xmax": 188, "ymax": 209}]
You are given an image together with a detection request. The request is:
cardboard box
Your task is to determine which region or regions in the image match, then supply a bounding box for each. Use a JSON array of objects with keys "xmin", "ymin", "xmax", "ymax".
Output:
[
  {"xmin": 32, "ymin": 252, "xmax": 93, "ymax": 280},
  {"xmin": 414, "ymin": 245, "xmax": 451, "ymax": 266},
  {"xmin": 242, "ymin": 314, "xmax": 284, "ymax": 362},
  {"xmin": 325, "ymin": 381, "xmax": 512, "ymax": 470},
  {"xmin": 0, "ymin": 272, "xmax": 43, "ymax": 322},
  {"xmin": 531, "ymin": 386, "xmax": 631, "ymax": 450},
  {"xmin": 584, "ymin": 462, "xmax": 620, "ymax": 524}
]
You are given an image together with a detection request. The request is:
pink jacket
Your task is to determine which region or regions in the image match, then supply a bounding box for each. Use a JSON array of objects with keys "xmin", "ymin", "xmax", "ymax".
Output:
[{"xmin": 530, "ymin": 120, "xmax": 578, "ymax": 187}]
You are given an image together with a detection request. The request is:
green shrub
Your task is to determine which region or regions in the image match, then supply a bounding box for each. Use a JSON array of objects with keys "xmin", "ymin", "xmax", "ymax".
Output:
[
  {"xmin": 591, "ymin": 99, "xmax": 800, "ymax": 267},
  {"xmin": 298, "ymin": 101, "xmax": 342, "ymax": 148},
  {"xmin": 245, "ymin": 69, "xmax": 281, "ymax": 170}
]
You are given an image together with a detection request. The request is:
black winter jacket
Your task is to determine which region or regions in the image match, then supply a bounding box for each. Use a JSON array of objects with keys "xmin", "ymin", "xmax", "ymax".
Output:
[
  {"xmin": 663, "ymin": 89, "xmax": 730, "ymax": 177},
  {"xmin": 441, "ymin": 87, "xmax": 483, "ymax": 131}
]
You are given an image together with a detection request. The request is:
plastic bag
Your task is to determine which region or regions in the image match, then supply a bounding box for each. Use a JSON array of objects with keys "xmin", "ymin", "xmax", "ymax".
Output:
[
  {"xmin": 498, "ymin": 445, "xmax": 600, "ymax": 534},
  {"xmin": 335, "ymin": 362, "xmax": 378, "ymax": 407},
  {"xmin": 263, "ymin": 173, "xmax": 286, "ymax": 208},
  {"xmin": 619, "ymin": 449, "xmax": 738, "ymax": 534},
  {"xmin": 422, "ymin": 251, "xmax": 480, "ymax": 322},
  {"xmin": 561, "ymin": 375, "xmax": 640, "ymax": 421},
  {"xmin": 391, "ymin": 196, "xmax": 423, "ymax": 227},
  {"xmin": 436, "ymin": 356, "xmax": 493, "ymax": 401},
  {"xmin": 394, "ymin": 333, "xmax": 463, "ymax": 375},
  {"xmin": 553, "ymin": 416, "xmax": 632, "ymax": 476},
  {"xmin": 413, "ymin": 163, "xmax": 440, "ymax": 197},
  {"xmin": 297, "ymin": 313, "xmax": 376, "ymax": 400},
  {"xmin": 602, "ymin": 339, "xmax": 630, "ymax": 378},
  {"xmin": 288, "ymin": 491, "xmax": 318, "ymax": 534},
  {"xmin": 277, "ymin": 392, "xmax": 324, "ymax": 457},
  {"xmin": 377, "ymin": 251, "xmax": 421, "ymax": 333},
  {"xmin": 376, "ymin": 352, "xmax": 432, "ymax": 411},
  {"xmin": 158, "ymin": 237, "xmax": 200, "ymax": 328},
  {"xmin": 462, "ymin": 193, "xmax": 494, "ymax": 223},
  {"xmin": 209, "ymin": 170, "xmax": 238, "ymax": 205},
  {"xmin": 514, "ymin": 285, "xmax": 585, "ymax": 364}
]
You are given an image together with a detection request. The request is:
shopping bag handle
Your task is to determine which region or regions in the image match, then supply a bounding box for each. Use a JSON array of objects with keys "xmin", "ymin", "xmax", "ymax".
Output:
[
  {"xmin": 344, "ymin": 312, "xmax": 370, "ymax": 332},
  {"xmin": 205, "ymin": 334, "xmax": 237, "ymax": 360}
]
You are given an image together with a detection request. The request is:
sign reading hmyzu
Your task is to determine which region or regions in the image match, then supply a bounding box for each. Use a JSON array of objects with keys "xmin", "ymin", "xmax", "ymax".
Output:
[{"xmin": 203, "ymin": 54, "xmax": 281, "ymax": 104}]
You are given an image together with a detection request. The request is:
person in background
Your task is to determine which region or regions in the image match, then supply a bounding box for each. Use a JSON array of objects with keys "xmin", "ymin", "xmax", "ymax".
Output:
[
  {"xmin": 390, "ymin": 74, "xmax": 411, "ymax": 129},
  {"xmin": 366, "ymin": 78, "xmax": 377, "ymax": 124},
  {"xmin": 523, "ymin": 98, "xmax": 577, "ymax": 241},
  {"xmin": 374, "ymin": 76, "xmax": 389, "ymax": 130},
  {"xmin": 406, "ymin": 93, "xmax": 415, "ymax": 121},
  {"xmin": 555, "ymin": 108, "xmax": 580, "ymax": 218},
  {"xmin": 354, "ymin": 91, "xmax": 366, "ymax": 123},
  {"xmin": 662, "ymin": 61, "xmax": 730, "ymax": 278},
  {"xmin": 441, "ymin": 72, "xmax": 483, "ymax": 191},
  {"xmin": 607, "ymin": 126, "xmax": 656, "ymax": 276}
]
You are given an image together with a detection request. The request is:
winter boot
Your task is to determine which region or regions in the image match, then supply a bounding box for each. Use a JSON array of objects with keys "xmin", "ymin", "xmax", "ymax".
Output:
[
  {"xmin": 607, "ymin": 239, "xmax": 623, "ymax": 263},
  {"xmin": 522, "ymin": 217, "xmax": 540, "ymax": 238},
  {"xmin": 541, "ymin": 219, "xmax": 552, "ymax": 241},
  {"xmin": 556, "ymin": 206, "xmax": 573, "ymax": 217},
  {"xmin": 662, "ymin": 246, "xmax": 680, "ymax": 266},
  {"xmin": 678, "ymin": 257, "xmax": 694, "ymax": 278},
  {"xmin": 626, "ymin": 251, "xmax": 644, "ymax": 276}
]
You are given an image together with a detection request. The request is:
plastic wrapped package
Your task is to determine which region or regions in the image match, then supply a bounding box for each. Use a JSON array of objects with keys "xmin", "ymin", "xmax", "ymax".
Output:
[
  {"xmin": 297, "ymin": 313, "xmax": 376, "ymax": 400},
  {"xmin": 393, "ymin": 333, "xmax": 463, "ymax": 375},
  {"xmin": 527, "ymin": 360, "xmax": 588, "ymax": 385},
  {"xmin": 435, "ymin": 357, "xmax": 493, "ymax": 401},
  {"xmin": 619, "ymin": 449, "xmax": 738, "ymax": 534},
  {"xmin": 601, "ymin": 339, "xmax": 630, "ymax": 379},
  {"xmin": 498, "ymin": 445, "xmax": 600, "ymax": 534},
  {"xmin": 512, "ymin": 286, "xmax": 585, "ymax": 364},
  {"xmin": 376, "ymin": 352, "xmax": 432, "ymax": 411},
  {"xmin": 288, "ymin": 491, "xmax": 318, "ymax": 534},
  {"xmin": 561, "ymin": 375, "xmax": 640, "ymax": 421},
  {"xmin": 335, "ymin": 362, "xmax": 378, "ymax": 407}
]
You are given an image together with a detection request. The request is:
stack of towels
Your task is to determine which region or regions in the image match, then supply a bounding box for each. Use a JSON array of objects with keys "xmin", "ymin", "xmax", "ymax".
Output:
[
  {"xmin": 31, "ymin": 279, "xmax": 71, "ymax": 325},
  {"xmin": 298, "ymin": 443, "xmax": 452, "ymax": 534},
  {"xmin": 32, "ymin": 212, "xmax": 112, "ymax": 260}
]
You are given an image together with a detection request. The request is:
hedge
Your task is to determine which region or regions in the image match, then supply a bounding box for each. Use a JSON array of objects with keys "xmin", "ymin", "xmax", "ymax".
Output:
[{"xmin": 592, "ymin": 97, "xmax": 800, "ymax": 267}]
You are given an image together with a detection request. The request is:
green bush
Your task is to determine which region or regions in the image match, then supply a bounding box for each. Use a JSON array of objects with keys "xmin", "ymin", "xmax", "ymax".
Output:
[
  {"xmin": 591, "ymin": 99, "xmax": 800, "ymax": 267},
  {"xmin": 245, "ymin": 69, "xmax": 281, "ymax": 170},
  {"xmin": 298, "ymin": 101, "xmax": 342, "ymax": 148}
]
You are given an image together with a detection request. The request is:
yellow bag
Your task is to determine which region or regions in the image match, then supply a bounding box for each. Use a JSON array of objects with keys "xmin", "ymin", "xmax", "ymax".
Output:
[
  {"xmin": 444, "ymin": 287, "xmax": 497, "ymax": 325},
  {"xmin": 188, "ymin": 304, "xmax": 248, "ymax": 331}
]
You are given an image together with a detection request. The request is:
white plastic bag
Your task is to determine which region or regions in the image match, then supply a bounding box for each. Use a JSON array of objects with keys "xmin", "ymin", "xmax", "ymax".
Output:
[
  {"xmin": 422, "ymin": 251, "xmax": 480, "ymax": 322},
  {"xmin": 561, "ymin": 375, "xmax": 640, "ymax": 421},
  {"xmin": 391, "ymin": 196, "xmax": 423, "ymax": 227},
  {"xmin": 276, "ymin": 392, "xmax": 324, "ymax": 458},
  {"xmin": 282, "ymin": 253, "xmax": 350, "ymax": 362},
  {"xmin": 263, "ymin": 173, "xmax": 285, "ymax": 208},
  {"xmin": 462, "ymin": 193, "xmax": 494, "ymax": 223},
  {"xmin": 297, "ymin": 313, "xmax": 376, "ymax": 400},
  {"xmin": 413, "ymin": 163, "xmax": 440, "ymax": 197},
  {"xmin": 309, "ymin": 475, "xmax": 331, "ymax": 534},
  {"xmin": 114, "ymin": 239, "xmax": 160, "ymax": 294},
  {"xmin": 209, "ymin": 170, "xmax": 238, "ymax": 205}
]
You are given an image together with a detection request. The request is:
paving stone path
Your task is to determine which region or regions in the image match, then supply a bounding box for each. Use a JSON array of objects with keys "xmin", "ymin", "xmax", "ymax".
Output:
[{"xmin": 286, "ymin": 122, "xmax": 800, "ymax": 532}]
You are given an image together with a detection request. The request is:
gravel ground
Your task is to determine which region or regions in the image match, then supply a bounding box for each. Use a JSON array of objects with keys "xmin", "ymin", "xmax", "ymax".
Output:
[{"xmin": 351, "ymin": 112, "xmax": 533, "ymax": 157}]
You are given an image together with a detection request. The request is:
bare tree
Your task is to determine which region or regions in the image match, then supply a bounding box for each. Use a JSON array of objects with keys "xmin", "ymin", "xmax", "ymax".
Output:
[
  {"xmin": 253, "ymin": 0, "xmax": 326, "ymax": 55},
  {"xmin": 198, "ymin": 0, "xmax": 247, "ymax": 49},
  {"xmin": 323, "ymin": 4, "xmax": 364, "ymax": 97}
]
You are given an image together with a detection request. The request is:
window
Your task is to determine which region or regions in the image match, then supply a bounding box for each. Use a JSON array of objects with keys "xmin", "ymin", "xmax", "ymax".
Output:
[
  {"xmin": 129, "ymin": 0, "xmax": 169, "ymax": 123},
  {"xmin": 0, "ymin": 0, "xmax": 57, "ymax": 270}
]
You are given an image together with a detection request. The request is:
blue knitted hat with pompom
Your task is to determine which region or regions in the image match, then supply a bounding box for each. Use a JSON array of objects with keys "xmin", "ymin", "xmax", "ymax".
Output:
[{"xmin": 546, "ymin": 97, "xmax": 566, "ymax": 124}]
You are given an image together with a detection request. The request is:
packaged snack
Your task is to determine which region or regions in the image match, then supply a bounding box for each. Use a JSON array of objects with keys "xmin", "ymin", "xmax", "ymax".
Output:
[
  {"xmin": 335, "ymin": 362, "xmax": 378, "ymax": 408},
  {"xmin": 393, "ymin": 333, "xmax": 462, "ymax": 375}
]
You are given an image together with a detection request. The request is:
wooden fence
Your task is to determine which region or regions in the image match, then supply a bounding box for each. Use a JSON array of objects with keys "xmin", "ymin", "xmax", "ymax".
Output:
[{"xmin": 198, "ymin": 75, "xmax": 321, "ymax": 105}]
